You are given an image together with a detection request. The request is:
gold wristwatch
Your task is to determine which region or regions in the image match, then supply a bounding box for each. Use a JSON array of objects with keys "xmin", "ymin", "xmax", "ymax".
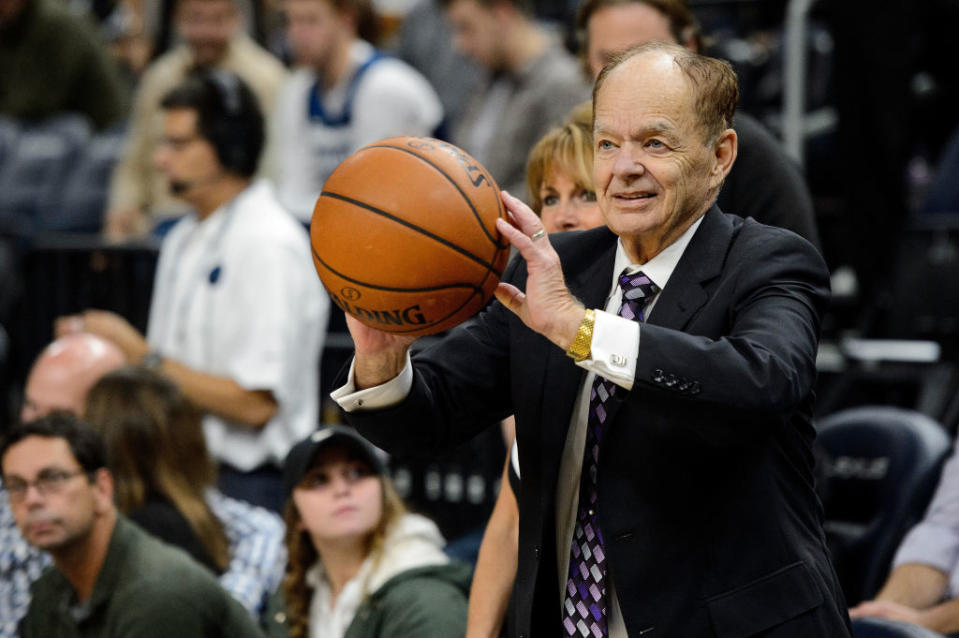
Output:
[{"xmin": 565, "ymin": 308, "xmax": 595, "ymax": 362}]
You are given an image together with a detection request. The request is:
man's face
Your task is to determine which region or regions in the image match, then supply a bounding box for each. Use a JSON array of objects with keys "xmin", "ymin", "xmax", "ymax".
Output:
[
  {"xmin": 153, "ymin": 108, "xmax": 223, "ymax": 201},
  {"xmin": 586, "ymin": 3, "xmax": 677, "ymax": 78},
  {"xmin": 284, "ymin": 0, "xmax": 347, "ymax": 71},
  {"xmin": 177, "ymin": 0, "xmax": 239, "ymax": 67},
  {"xmin": 2, "ymin": 436, "xmax": 108, "ymax": 552},
  {"xmin": 593, "ymin": 53, "xmax": 722, "ymax": 255},
  {"xmin": 446, "ymin": 0, "xmax": 504, "ymax": 71}
]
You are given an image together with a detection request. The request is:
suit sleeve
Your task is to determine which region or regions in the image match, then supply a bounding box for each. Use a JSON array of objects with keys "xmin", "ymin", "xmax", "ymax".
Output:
[{"xmin": 342, "ymin": 257, "xmax": 523, "ymax": 457}]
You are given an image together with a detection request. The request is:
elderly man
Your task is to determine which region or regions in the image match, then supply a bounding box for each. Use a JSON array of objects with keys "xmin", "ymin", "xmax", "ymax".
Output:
[
  {"xmin": 1, "ymin": 413, "xmax": 263, "ymax": 638},
  {"xmin": 333, "ymin": 42, "xmax": 850, "ymax": 636}
]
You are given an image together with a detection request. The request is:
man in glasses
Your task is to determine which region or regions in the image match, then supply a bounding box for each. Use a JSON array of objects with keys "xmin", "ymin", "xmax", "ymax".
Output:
[{"xmin": 0, "ymin": 412, "xmax": 263, "ymax": 638}]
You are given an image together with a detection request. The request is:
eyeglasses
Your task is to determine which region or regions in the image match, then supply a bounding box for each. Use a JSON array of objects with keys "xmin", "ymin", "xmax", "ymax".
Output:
[
  {"xmin": 3, "ymin": 469, "xmax": 90, "ymax": 503},
  {"xmin": 158, "ymin": 134, "xmax": 203, "ymax": 151}
]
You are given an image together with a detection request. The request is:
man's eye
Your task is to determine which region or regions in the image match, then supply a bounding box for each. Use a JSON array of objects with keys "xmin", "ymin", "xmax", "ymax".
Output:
[
  {"xmin": 647, "ymin": 139, "xmax": 665, "ymax": 149},
  {"xmin": 598, "ymin": 140, "xmax": 614, "ymax": 151}
]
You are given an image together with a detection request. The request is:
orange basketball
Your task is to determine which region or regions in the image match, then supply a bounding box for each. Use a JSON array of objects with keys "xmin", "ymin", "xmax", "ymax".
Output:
[{"xmin": 310, "ymin": 137, "xmax": 510, "ymax": 336}]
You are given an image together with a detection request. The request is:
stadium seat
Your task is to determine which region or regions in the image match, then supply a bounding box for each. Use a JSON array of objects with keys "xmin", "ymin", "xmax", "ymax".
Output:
[
  {"xmin": 39, "ymin": 125, "xmax": 126, "ymax": 233},
  {"xmin": 0, "ymin": 114, "xmax": 90, "ymax": 235},
  {"xmin": 816, "ymin": 406, "xmax": 951, "ymax": 606}
]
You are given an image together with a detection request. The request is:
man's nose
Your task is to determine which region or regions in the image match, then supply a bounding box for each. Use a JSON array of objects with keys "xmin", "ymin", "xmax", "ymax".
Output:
[{"xmin": 612, "ymin": 145, "xmax": 644, "ymax": 179}]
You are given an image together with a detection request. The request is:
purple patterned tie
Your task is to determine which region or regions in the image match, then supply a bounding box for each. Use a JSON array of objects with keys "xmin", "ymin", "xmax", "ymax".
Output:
[{"xmin": 562, "ymin": 270, "xmax": 659, "ymax": 638}]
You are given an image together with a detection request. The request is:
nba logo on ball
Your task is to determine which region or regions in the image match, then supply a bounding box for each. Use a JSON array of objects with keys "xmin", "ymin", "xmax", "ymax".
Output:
[{"xmin": 310, "ymin": 137, "xmax": 510, "ymax": 336}]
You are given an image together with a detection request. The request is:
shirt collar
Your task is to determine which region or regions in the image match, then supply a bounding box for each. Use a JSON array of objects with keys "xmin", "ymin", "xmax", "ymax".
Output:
[{"xmin": 611, "ymin": 215, "xmax": 704, "ymax": 294}]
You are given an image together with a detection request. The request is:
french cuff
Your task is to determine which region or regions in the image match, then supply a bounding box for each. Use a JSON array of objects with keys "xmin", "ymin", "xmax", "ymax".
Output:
[
  {"xmin": 330, "ymin": 352, "xmax": 414, "ymax": 412},
  {"xmin": 575, "ymin": 309, "xmax": 640, "ymax": 391}
]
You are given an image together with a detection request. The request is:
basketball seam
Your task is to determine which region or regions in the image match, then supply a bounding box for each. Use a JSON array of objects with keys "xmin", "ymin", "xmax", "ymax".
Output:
[
  {"xmin": 365, "ymin": 143, "xmax": 508, "ymax": 251},
  {"xmin": 312, "ymin": 247, "xmax": 484, "ymax": 295},
  {"xmin": 319, "ymin": 190, "xmax": 503, "ymax": 275}
]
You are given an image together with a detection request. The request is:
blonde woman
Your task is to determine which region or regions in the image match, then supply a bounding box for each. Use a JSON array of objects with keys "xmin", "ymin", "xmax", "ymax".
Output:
[
  {"xmin": 525, "ymin": 101, "xmax": 602, "ymax": 232},
  {"xmin": 271, "ymin": 426, "xmax": 470, "ymax": 638}
]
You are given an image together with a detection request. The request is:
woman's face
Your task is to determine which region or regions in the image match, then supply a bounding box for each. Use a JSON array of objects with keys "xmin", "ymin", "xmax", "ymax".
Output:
[
  {"xmin": 293, "ymin": 446, "xmax": 383, "ymax": 550},
  {"xmin": 538, "ymin": 168, "xmax": 603, "ymax": 233}
]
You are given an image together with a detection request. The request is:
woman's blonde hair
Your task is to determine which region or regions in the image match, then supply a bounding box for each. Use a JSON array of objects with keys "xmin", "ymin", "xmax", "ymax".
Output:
[
  {"xmin": 281, "ymin": 448, "xmax": 408, "ymax": 638},
  {"xmin": 526, "ymin": 101, "xmax": 595, "ymax": 213},
  {"xmin": 84, "ymin": 365, "xmax": 229, "ymax": 571}
]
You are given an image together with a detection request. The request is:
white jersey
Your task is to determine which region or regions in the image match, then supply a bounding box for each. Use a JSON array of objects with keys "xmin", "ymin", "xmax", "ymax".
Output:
[{"xmin": 271, "ymin": 40, "xmax": 444, "ymax": 223}]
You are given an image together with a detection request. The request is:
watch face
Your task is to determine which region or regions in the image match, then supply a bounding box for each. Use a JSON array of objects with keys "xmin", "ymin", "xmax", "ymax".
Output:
[{"xmin": 142, "ymin": 352, "xmax": 164, "ymax": 369}]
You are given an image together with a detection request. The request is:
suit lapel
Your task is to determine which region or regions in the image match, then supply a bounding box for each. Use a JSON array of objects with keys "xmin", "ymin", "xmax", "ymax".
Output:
[{"xmin": 646, "ymin": 206, "xmax": 733, "ymax": 331}]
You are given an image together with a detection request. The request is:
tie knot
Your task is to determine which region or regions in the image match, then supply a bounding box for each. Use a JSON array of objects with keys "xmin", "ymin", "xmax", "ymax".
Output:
[{"xmin": 619, "ymin": 270, "xmax": 659, "ymax": 302}]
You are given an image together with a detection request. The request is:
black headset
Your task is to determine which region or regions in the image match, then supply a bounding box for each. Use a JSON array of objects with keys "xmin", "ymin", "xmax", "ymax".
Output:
[{"xmin": 202, "ymin": 69, "xmax": 263, "ymax": 176}]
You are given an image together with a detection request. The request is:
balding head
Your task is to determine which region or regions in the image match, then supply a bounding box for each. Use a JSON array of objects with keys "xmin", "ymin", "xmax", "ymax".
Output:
[{"xmin": 22, "ymin": 334, "xmax": 126, "ymax": 423}]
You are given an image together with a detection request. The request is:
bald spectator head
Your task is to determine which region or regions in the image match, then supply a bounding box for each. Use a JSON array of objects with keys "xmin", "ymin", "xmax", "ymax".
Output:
[{"xmin": 21, "ymin": 334, "xmax": 126, "ymax": 423}]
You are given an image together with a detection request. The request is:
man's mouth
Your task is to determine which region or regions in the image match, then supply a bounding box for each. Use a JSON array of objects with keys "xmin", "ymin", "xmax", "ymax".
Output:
[{"xmin": 615, "ymin": 192, "xmax": 657, "ymax": 201}]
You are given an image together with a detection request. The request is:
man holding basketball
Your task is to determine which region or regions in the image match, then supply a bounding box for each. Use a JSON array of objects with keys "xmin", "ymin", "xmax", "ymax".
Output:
[{"xmin": 334, "ymin": 42, "xmax": 850, "ymax": 637}]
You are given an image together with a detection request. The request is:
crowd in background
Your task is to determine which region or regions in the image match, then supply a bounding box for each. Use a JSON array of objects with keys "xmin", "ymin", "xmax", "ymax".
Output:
[{"xmin": 2, "ymin": 0, "xmax": 959, "ymax": 636}]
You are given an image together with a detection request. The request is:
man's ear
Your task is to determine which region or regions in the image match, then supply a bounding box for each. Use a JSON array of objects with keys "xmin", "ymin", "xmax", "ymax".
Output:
[
  {"xmin": 708, "ymin": 128, "xmax": 737, "ymax": 190},
  {"xmin": 91, "ymin": 468, "xmax": 115, "ymax": 516}
]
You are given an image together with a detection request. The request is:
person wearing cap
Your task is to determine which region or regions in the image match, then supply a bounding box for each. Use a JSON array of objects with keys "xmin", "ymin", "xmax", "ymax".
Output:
[{"xmin": 266, "ymin": 426, "xmax": 471, "ymax": 638}]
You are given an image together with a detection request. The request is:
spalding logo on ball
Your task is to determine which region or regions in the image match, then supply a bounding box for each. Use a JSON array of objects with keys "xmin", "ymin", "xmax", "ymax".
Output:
[{"xmin": 310, "ymin": 137, "xmax": 510, "ymax": 336}]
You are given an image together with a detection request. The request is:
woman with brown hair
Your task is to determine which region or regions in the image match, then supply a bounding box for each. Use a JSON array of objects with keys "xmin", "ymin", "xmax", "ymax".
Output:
[
  {"xmin": 85, "ymin": 365, "xmax": 230, "ymax": 573},
  {"xmin": 271, "ymin": 426, "xmax": 470, "ymax": 638}
]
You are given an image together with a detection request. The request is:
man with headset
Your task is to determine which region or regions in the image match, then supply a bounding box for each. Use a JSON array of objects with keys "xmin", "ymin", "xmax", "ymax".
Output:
[{"xmin": 59, "ymin": 70, "xmax": 328, "ymax": 513}]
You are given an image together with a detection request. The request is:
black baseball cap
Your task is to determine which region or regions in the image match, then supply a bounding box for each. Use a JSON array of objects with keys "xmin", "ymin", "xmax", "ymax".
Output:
[{"xmin": 282, "ymin": 426, "xmax": 387, "ymax": 498}]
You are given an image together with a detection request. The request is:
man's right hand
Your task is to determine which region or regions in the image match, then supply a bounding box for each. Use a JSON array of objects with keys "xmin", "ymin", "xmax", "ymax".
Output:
[{"xmin": 346, "ymin": 314, "xmax": 418, "ymax": 389}]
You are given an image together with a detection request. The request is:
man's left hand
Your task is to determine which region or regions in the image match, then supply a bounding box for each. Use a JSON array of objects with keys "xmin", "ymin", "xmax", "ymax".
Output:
[
  {"xmin": 494, "ymin": 191, "xmax": 586, "ymax": 351},
  {"xmin": 55, "ymin": 310, "xmax": 149, "ymax": 363}
]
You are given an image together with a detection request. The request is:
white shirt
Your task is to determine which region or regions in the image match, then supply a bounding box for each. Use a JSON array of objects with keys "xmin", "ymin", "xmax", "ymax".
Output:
[
  {"xmin": 271, "ymin": 40, "xmax": 444, "ymax": 223},
  {"xmin": 148, "ymin": 180, "xmax": 329, "ymax": 470},
  {"xmin": 331, "ymin": 217, "xmax": 703, "ymax": 636}
]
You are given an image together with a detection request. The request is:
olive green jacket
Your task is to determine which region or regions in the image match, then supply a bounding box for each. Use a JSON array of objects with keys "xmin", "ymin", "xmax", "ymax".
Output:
[{"xmin": 20, "ymin": 515, "xmax": 264, "ymax": 638}]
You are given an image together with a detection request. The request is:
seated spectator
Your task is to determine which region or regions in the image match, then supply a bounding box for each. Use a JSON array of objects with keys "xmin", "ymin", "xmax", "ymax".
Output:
[
  {"xmin": 0, "ymin": 0, "xmax": 128, "ymax": 129},
  {"xmin": 524, "ymin": 101, "xmax": 600, "ymax": 231},
  {"xmin": 1, "ymin": 333, "xmax": 124, "ymax": 638},
  {"xmin": 105, "ymin": 0, "xmax": 288, "ymax": 239},
  {"xmin": 467, "ymin": 102, "xmax": 602, "ymax": 638},
  {"xmin": 271, "ymin": 0, "xmax": 444, "ymax": 223},
  {"xmin": 20, "ymin": 333, "xmax": 126, "ymax": 423},
  {"xmin": 267, "ymin": 426, "xmax": 471, "ymax": 637},
  {"xmin": 441, "ymin": 0, "xmax": 590, "ymax": 198},
  {"xmin": 1, "ymin": 412, "xmax": 263, "ymax": 637},
  {"xmin": 84, "ymin": 365, "xmax": 287, "ymax": 617},
  {"xmin": 60, "ymin": 70, "xmax": 328, "ymax": 514},
  {"xmin": 849, "ymin": 436, "xmax": 959, "ymax": 635}
]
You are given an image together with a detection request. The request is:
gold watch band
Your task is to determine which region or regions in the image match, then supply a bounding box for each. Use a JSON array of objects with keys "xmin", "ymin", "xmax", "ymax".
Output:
[{"xmin": 565, "ymin": 309, "xmax": 595, "ymax": 362}]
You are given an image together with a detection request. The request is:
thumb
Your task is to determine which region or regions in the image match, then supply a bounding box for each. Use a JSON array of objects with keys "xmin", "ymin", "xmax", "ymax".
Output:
[{"xmin": 494, "ymin": 282, "xmax": 526, "ymax": 317}]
